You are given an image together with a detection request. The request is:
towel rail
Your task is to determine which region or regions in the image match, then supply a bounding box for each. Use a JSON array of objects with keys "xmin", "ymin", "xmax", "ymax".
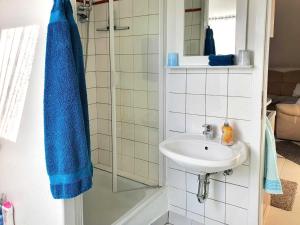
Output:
[{"xmin": 96, "ymin": 26, "xmax": 130, "ymax": 32}]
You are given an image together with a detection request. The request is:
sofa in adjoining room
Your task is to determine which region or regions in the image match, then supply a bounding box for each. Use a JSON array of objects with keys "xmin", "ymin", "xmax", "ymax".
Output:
[{"xmin": 268, "ymin": 70, "xmax": 300, "ymax": 142}]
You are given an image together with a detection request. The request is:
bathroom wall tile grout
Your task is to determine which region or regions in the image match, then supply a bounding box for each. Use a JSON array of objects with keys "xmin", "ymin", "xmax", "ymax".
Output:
[{"xmin": 166, "ymin": 66, "xmax": 252, "ymax": 224}]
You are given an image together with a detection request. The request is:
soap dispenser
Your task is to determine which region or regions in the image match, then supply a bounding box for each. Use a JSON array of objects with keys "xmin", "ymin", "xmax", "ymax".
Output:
[{"xmin": 221, "ymin": 121, "xmax": 234, "ymax": 146}]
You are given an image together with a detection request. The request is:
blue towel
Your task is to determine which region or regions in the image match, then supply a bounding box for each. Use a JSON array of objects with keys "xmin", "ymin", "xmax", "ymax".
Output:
[
  {"xmin": 204, "ymin": 26, "xmax": 216, "ymax": 56},
  {"xmin": 209, "ymin": 54, "xmax": 235, "ymax": 66},
  {"xmin": 44, "ymin": 0, "xmax": 93, "ymax": 199},
  {"xmin": 264, "ymin": 117, "xmax": 282, "ymax": 194}
]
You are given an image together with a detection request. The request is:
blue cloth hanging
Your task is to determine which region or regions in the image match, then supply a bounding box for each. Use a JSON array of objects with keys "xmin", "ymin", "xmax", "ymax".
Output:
[
  {"xmin": 264, "ymin": 117, "xmax": 282, "ymax": 194},
  {"xmin": 44, "ymin": 0, "xmax": 93, "ymax": 199},
  {"xmin": 204, "ymin": 26, "xmax": 216, "ymax": 56}
]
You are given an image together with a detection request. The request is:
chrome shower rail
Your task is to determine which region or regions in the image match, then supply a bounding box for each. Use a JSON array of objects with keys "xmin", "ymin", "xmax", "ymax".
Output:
[{"xmin": 96, "ymin": 26, "xmax": 130, "ymax": 32}]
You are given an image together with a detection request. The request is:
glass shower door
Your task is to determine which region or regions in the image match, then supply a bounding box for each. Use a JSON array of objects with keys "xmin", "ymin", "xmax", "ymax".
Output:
[
  {"xmin": 92, "ymin": 0, "xmax": 160, "ymax": 192},
  {"xmin": 112, "ymin": 0, "xmax": 161, "ymax": 191}
]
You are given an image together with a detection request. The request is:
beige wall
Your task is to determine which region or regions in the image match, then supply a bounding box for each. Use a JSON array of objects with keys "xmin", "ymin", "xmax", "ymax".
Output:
[{"xmin": 269, "ymin": 0, "xmax": 300, "ymax": 68}]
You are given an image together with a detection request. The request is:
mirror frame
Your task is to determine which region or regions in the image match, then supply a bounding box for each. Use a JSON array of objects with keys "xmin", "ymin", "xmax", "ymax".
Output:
[{"xmin": 176, "ymin": 0, "xmax": 249, "ymax": 66}]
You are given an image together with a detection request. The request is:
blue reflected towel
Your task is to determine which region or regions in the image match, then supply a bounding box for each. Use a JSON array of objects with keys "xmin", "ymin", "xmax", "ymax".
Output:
[
  {"xmin": 204, "ymin": 26, "xmax": 216, "ymax": 56},
  {"xmin": 264, "ymin": 117, "xmax": 282, "ymax": 194},
  {"xmin": 209, "ymin": 54, "xmax": 235, "ymax": 66},
  {"xmin": 44, "ymin": 0, "xmax": 93, "ymax": 199}
]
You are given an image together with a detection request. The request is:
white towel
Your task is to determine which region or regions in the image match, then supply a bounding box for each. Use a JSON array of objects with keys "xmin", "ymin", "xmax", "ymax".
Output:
[
  {"xmin": 297, "ymin": 98, "xmax": 300, "ymax": 104},
  {"xmin": 0, "ymin": 25, "xmax": 39, "ymax": 142}
]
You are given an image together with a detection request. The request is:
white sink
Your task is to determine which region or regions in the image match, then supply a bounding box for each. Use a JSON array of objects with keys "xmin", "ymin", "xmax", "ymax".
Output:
[{"xmin": 159, "ymin": 134, "xmax": 248, "ymax": 174}]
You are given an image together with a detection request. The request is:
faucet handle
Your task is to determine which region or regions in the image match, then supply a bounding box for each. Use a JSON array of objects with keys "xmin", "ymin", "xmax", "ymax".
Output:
[{"xmin": 202, "ymin": 124, "xmax": 212, "ymax": 131}]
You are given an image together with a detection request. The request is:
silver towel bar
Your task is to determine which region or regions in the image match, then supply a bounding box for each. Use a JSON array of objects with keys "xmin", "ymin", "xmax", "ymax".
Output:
[{"xmin": 96, "ymin": 26, "xmax": 130, "ymax": 32}]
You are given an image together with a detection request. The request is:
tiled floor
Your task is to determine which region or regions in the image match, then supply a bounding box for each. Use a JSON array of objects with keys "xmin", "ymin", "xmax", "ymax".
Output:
[{"xmin": 264, "ymin": 145, "xmax": 300, "ymax": 225}]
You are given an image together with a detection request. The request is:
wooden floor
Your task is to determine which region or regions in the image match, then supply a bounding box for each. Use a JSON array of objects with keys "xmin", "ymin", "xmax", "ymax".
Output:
[{"xmin": 264, "ymin": 147, "xmax": 300, "ymax": 225}]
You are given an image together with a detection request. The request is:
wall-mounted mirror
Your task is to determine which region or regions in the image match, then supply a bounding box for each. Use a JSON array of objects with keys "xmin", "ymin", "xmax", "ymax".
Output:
[{"xmin": 184, "ymin": 0, "xmax": 237, "ymax": 56}]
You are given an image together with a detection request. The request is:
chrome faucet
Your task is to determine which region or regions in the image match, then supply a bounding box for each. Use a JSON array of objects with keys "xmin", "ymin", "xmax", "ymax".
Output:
[{"xmin": 202, "ymin": 124, "xmax": 214, "ymax": 139}]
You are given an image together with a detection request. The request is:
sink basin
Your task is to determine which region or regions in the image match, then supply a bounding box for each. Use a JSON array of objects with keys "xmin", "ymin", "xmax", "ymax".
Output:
[{"xmin": 159, "ymin": 134, "xmax": 248, "ymax": 174}]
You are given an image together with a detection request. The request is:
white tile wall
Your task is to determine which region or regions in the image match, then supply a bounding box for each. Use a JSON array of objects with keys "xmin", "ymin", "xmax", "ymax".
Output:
[
  {"xmin": 166, "ymin": 68, "xmax": 252, "ymax": 224},
  {"xmin": 78, "ymin": 0, "xmax": 160, "ymax": 186}
]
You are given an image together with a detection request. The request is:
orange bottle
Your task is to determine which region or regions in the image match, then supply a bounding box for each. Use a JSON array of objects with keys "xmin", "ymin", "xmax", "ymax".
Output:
[{"xmin": 221, "ymin": 122, "xmax": 234, "ymax": 146}]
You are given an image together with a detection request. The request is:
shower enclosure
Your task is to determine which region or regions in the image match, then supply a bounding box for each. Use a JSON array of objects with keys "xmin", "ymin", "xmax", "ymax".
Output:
[{"xmin": 76, "ymin": 0, "xmax": 162, "ymax": 224}]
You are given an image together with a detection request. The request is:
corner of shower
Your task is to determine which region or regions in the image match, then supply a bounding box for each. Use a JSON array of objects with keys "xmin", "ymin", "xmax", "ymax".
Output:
[{"xmin": 75, "ymin": 0, "xmax": 164, "ymax": 224}]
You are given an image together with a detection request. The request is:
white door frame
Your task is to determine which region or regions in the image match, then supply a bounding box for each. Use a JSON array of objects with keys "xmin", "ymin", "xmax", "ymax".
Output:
[{"xmin": 258, "ymin": 0, "xmax": 274, "ymax": 224}]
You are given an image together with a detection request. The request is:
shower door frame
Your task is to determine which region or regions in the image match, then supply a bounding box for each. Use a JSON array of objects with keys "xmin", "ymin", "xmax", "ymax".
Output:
[
  {"xmin": 67, "ymin": 0, "xmax": 167, "ymax": 224},
  {"xmin": 106, "ymin": 0, "xmax": 166, "ymax": 191},
  {"xmin": 107, "ymin": 0, "xmax": 118, "ymax": 193}
]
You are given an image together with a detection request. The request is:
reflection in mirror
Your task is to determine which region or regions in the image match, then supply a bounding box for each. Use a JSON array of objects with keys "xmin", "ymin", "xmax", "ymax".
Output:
[{"xmin": 184, "ymin": 0, "xmax": 237, "ymax": 56}]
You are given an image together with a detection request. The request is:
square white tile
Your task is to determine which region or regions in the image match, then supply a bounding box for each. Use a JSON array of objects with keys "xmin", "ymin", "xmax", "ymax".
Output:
[
  {"xmin": 226, "ymin": 204, "xmax": 248, "ymax": 225},
  {"xmin": 133, "ymin": 16, "xmax": 148, "ymax": 35},
  {"xmin": 187, "ymin": 173, "xmax": 198, "ymax": 194},
  {"xmin": 94, "ymin": 4, "xmax": 108, "ymax": 21},
  {"xmin": 120, "ymin": 36, "xmax": 133, "ymax": 54},
  {"xmin": 134, "ymin": 125, "xmax": 149, "ymax": 143},
  {"xmin": 206, "ymin": 74, "xmax": 228, "ymax": 96},
  {"xmin": 148, "ymin": 128, "xmax": 159, "ymax": 145},
  {"xmin": 134, "ymin": 158, "xmax": 148, "ymax": 178},
  {"xmin": 149, "ymin": 0, "xmax": 159, "ymax": 14},
  {"xmin": 97, "ymin": 71, "xmax": 110, "ymax": 88},
  {"xmin": 148, "ymin": 35, "xmax": 159, "ymax": 54},
  {"xmin": 119, "ymin": 0, "xmax": 133, "ymax": 18},
  {"xmin": 88, "ymin": 104, "xmax": 97, "ymax": 119},
  {"xmin": 133, "ymin": 35, "xmax": 148, "ymax": 54},
  {"xmin": 134, "ymin": 90, "xmax": 148, "ymax": 108},
  {"xmin": 149, "ymin": 163, "xmax": 159, "ymax": 182},
  {"xmin": 226, "ymin": 165, "xmax": 249, "ymax": 187},
  {"xmin": 186, "ymin": 94, "xmax": 205, "ymax": 115},
  {"xmin": 167, "ymin": 112, "xmax": 185, "ymax": 132},
  {"xmin": 228, "ymin": 97, "xmax": 252, "ymax": 120},
  {"xmin": 149, "ymin": 146, "xmax": 159, "ymax": 163},
  {"xmin": 226, "ymin": 183, "xmax": 248, "ymax": 208},
  {"xmin": 228, "ymin": 74, "xmax": 252, "ymax": 97},
  {"xmin": 120, "ymin": 55, "xmax": 134, "ymax": 72},
  {"xmin": 122, "ymin": 139, "xmax": 134, "ymax": 157},
  {"xmin": 134, "ymin": 142, "xmax": 148, "ymax": 161},
  {"xmin": 168, "ymin": 73, "xmax": 186, "ymax": 93},
  {"xmin": 168, "ymin": 93, "xmax": 186, "ymax": 113},
  {"xmin": 134, "ymin": 55, "xmax": 148, "ymax": 73},
  {"xmin": 95, "ymin": 38, "xmax": 108, "ymax": 55},
  {"xmin": 148, "ymin": 54, "xmax": 159, "ymax": 73},
  {"xmin": 206, "ymin": 96, "xmax": 227, "ymax": 117},
  {"xmin": 186, "ymin": 73, "xmax": 206, "ymax": 95},
  {"xmin": 133, "ymin": 0, "xmax": 149, "ymax": 16},
  {"xmin": 167, "ymin": 168, "xmax": 186, "ymax": 190},
  {"xmin": 148, "ymin": 14, "xmax": 159, "ymax": 34},
  {"xmin": 148, "ymin": 91, "xmax": 159, "ymax": 109},
  {"xmin": 169, "ymin": 187, "xmax": 187, "ymax": 209}
]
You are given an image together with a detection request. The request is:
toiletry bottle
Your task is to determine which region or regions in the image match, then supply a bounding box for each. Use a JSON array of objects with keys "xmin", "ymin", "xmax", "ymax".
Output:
[
  {"xmin": 2, "ymin": 202, "xmax": 14, "ymax": 225},
  {"xmin": 221, "ymin": 122, "xmax": 234, "ymax": 146},
  {"xmin": 0, "ymin": 204, "xmax": 3, "ymax": 225}
]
